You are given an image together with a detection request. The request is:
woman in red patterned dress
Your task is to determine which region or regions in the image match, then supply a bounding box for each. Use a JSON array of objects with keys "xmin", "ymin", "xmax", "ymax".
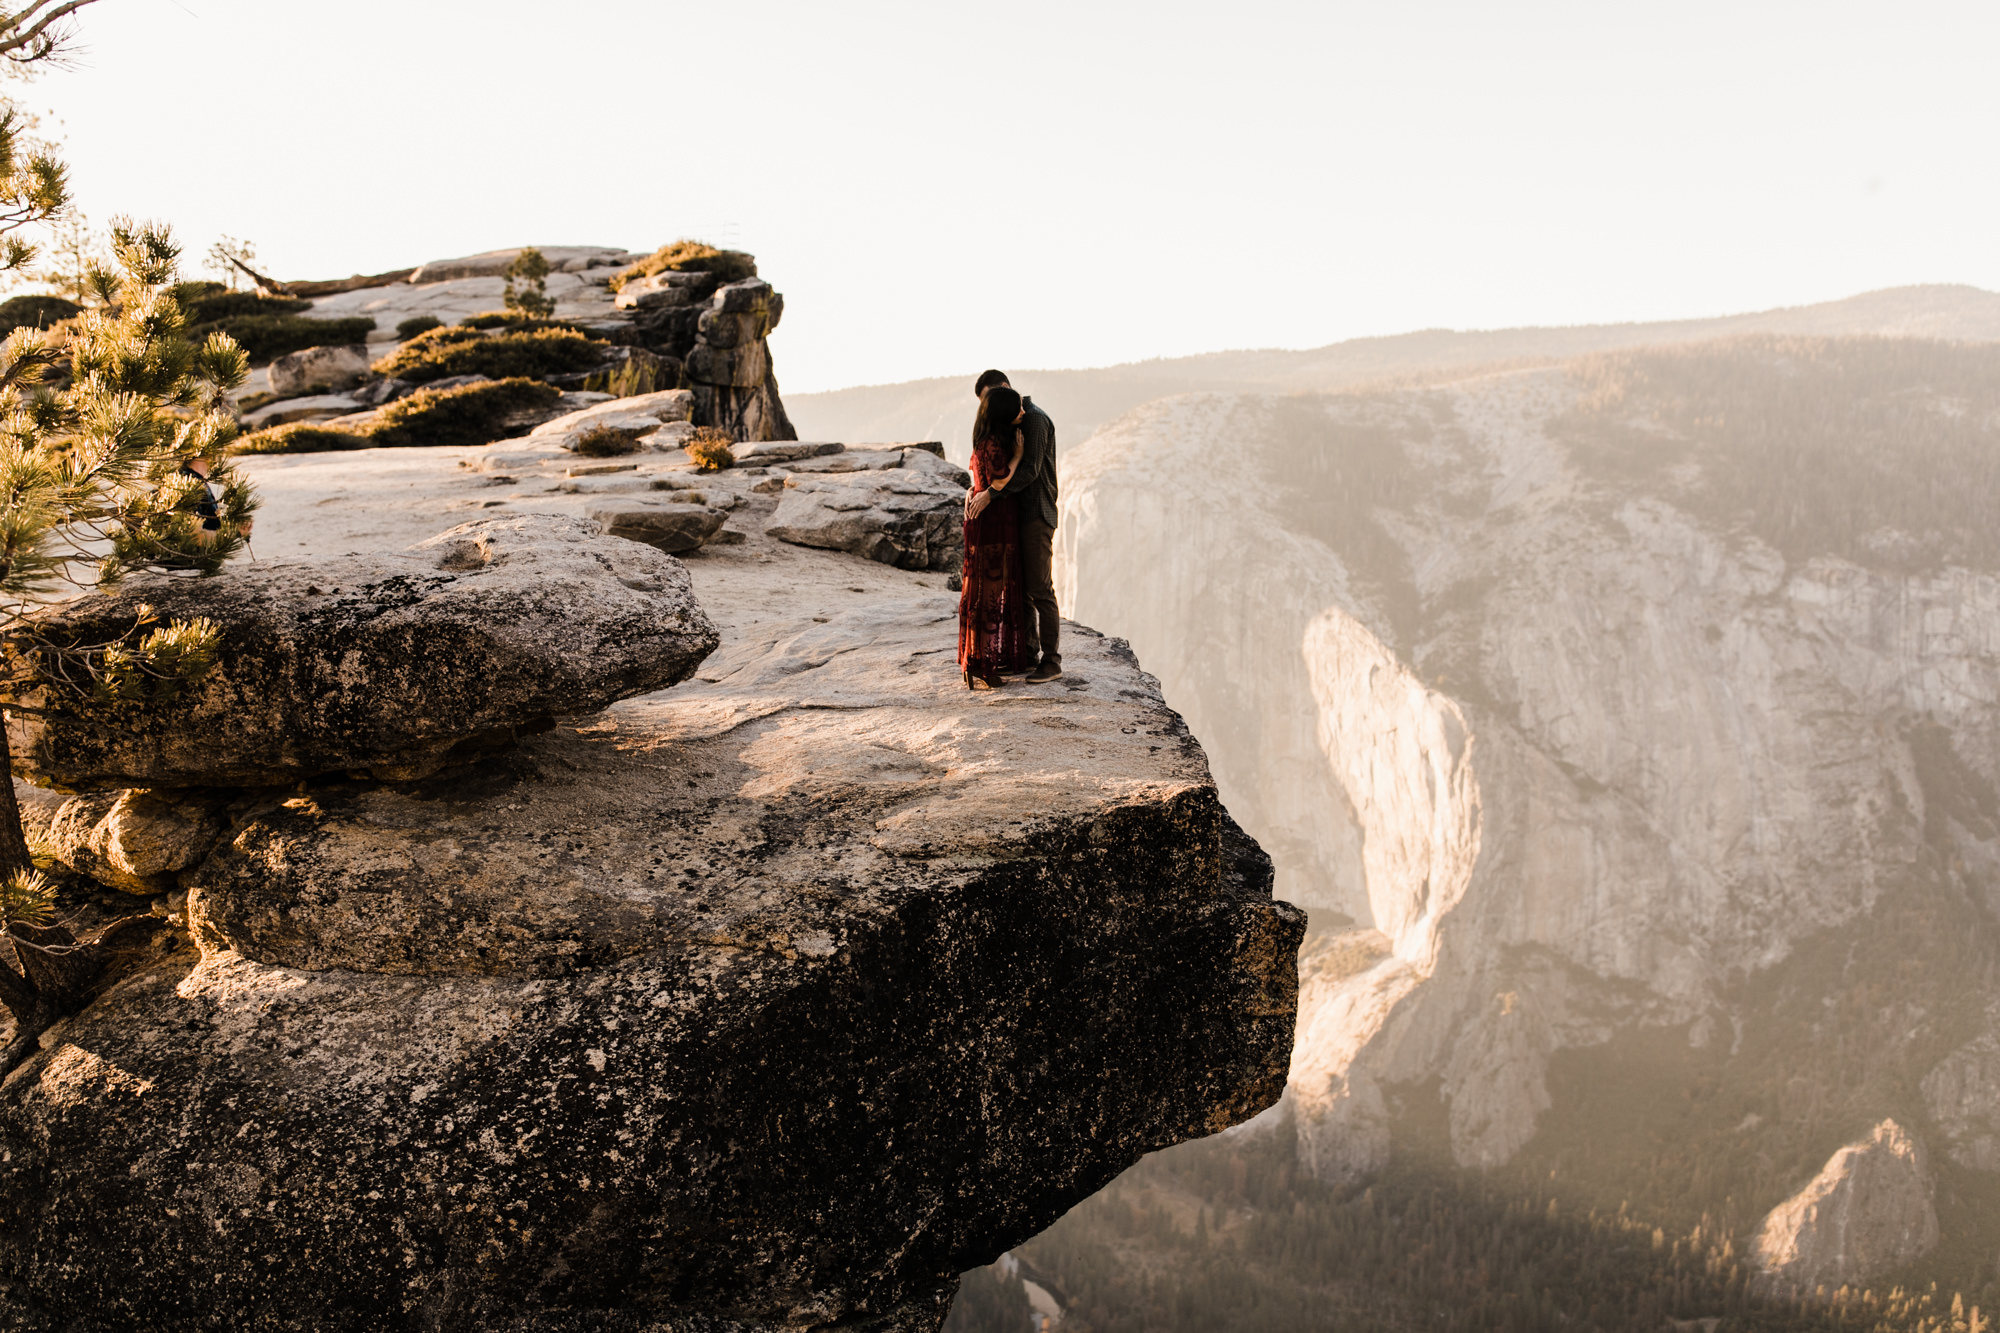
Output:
[{"xmin": 958, "ymin": 385, "xmax": 1034, "ymax": 689}]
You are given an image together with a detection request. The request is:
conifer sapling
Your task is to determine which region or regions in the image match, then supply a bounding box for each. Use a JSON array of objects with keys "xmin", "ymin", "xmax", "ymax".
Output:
[{"xmin": 0, "ymin": 145, "xmax": 257, "ymax": 1052}]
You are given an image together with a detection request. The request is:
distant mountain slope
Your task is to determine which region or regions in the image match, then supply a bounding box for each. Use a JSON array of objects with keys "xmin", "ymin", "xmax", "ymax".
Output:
[
  {"xmin": 788, "ymin": 284, "xmax": 2000, "ymax": 459},
  {"xmin": 1050, "ymin": 331, "xmax": 2000, "ymax": 1311}
]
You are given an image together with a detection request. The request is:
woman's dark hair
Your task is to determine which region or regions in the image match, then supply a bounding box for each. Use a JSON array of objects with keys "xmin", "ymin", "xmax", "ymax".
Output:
[{"xmin": 974, "ymin": 385, "xmax": 1022, "ymax": 447}]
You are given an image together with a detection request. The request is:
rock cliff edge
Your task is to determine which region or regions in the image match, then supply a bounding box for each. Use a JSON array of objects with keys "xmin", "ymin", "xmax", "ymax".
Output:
[{"xmin": 0, "ymin": 499, "xmax": 1301, "ymax": 1330}]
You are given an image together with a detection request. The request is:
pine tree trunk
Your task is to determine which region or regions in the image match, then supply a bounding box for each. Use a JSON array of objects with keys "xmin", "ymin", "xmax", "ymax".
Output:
[
  {"xmin": 0, "ymin": 710, "xmax": 84, "ymax": 1071},
  {"xmin": 0, "ymin": 712, "xmax": 33, "ymax": 882}
]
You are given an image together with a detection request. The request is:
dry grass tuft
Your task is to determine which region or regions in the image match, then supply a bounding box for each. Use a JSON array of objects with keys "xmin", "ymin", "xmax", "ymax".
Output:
[
  {"xmin": 683, "ymin": 426, "xmax": 736, "ymax": 471},
  {"xmin": 610, "ymin": 240, "xmax": 756, "ymax": 294}
]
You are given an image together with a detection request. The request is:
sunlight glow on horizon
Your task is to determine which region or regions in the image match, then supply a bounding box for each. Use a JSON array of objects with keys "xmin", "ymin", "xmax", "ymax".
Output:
[{"xmin": 21, "ymin": 0, "xmax": 2000, "ymax": 393}]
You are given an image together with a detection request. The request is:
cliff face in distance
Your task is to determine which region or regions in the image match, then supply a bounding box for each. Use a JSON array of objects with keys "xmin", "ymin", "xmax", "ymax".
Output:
[{"xmin": 1058, "ymin": 333, "xmax": 2000, "ymax": 1302}]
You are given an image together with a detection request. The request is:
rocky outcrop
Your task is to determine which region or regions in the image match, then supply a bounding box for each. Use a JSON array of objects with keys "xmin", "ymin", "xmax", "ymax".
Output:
[
  {"xmin": 766, "ymin": 449, "xmax": 967, "ymax": 571},
  {"xmin": 350, "ymin": 375, "xmax": 415, "ymax": 406},
  {"xmin": 613, "ymin": 268, "xmax": 720, "ymax": 311},
  {"xmin": 683, "ymin": 278, "xmax": 796, "ymax": 444},
  {"xmin": 9, "ymin": 514, "xmax": 718, "ymax": 789},
  {"xmin": 287, "ymin": 246, "xmax": 795, "ymax": 442},
  {"xmin": 268, "ymin": 342, "xmax": 373, "ymax": 397},
  {"xmin": 737, "ymin": 440, "xmax": 845, "ymax": 465},
  {"xmin": 1751, "ymin": 1121, "xmax": 1939, "ymax": 1295},
  {"xmin": 1921, "ymin": 1026, "xmax": 2000, "ymax": 1170},
  {"xmin": 406, "ymin": 246, "xmax": 642, "ymax": 284},
  {"xmin": 0, "ymin": 585, "xmax": 1302, "ymax": 1332},
  {"xmin": 297, "ymin": 272, "xmax": 624, "ymax": 346}
]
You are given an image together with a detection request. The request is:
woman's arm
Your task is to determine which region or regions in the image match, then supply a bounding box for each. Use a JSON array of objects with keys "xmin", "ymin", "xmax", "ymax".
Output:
[{"xmin": 991, "ymin": 429, "xmax": 1026, "ymax": 490}]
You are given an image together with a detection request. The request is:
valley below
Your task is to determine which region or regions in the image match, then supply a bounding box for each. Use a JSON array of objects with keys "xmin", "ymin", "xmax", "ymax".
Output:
[{"xmin": 941, "ymin": 319, "xmax": 2000, "ymax": 1332}]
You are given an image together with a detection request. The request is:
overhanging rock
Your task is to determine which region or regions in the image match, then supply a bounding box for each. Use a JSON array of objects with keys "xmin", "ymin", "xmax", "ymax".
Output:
[{"xmin": 0, "ymin": 607, "xmax": 1302, "ymax": 1332}]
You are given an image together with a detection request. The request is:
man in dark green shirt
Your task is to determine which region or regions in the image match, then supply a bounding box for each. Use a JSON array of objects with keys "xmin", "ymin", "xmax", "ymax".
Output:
[{"xmin": 970, "ymin": 369, "xmax": 1060, "ymax": 680}]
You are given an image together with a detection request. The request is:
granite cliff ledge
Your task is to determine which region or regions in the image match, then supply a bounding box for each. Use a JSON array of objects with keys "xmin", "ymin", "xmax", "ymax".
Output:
[{"xmin": 0, "ymin": 509, "xmax": 1302, "ymax": 1332}]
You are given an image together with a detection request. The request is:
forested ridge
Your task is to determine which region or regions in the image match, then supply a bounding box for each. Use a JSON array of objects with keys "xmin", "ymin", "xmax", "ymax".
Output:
[{"xmin": 950, "ymin": 1123, "xmax": 1993, "ymax": 1333}]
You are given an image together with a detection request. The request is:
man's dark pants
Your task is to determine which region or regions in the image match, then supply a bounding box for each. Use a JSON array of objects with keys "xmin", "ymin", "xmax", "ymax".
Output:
[{"xmin": 1022, "ymin": 519, "xmax": 1060, "ymax": 668}]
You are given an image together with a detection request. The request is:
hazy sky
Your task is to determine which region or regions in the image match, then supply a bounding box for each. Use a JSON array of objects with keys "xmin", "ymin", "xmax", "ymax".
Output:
[{"xmin": 24, "ymin": 0, "xmax": 2000, "ymax": 392}]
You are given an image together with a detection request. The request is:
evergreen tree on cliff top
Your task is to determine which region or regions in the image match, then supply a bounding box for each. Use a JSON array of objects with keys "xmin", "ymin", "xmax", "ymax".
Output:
[{"xmin": 0, "ymin": 1, "xmax": 260, "ymax": 1054}]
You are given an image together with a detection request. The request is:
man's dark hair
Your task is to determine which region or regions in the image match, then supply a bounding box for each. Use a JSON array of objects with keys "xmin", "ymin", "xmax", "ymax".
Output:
[{"xmin": 974, "ymin": 369, "xmax": 1009, "ymax": 398}]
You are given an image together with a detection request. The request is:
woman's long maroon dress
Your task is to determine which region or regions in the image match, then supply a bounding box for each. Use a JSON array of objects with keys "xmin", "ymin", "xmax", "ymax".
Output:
[{"xmin": 958, "ymin": 434, "xmax": 1034, "ymax": 678}]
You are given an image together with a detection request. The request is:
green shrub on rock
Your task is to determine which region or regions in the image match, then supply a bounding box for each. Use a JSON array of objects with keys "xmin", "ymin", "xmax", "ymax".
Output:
[
  {"xmin": 371, "ymin": 325, "xmax": 607, "ymax": 385},
  {"xmin": 232, "ymin": 379, "xmax": 561, "ymax": 454},
  {"xmin": 171, "ymin": 282, "xmax": 375, "ymax": 365},
  {"xmin": 502, "ymin": 246, "xmax": 556, "ymax": 320},
  {"xmin": 208, "ymin": 315, "xmax": 378, "ymax": 364},
  {"xmin": 394, "ymin": 314, "xmax": 442, "ymax": 340},
  {"xmin": 610, "ymin": 239, "xmax": 756, "ymax": 294},
  {"xmin": 583, "ymin": 349, "xmax": 678, "ymax": 398},
  {"xmin": 177, "ymin": 281, "xmax": 309, "ymax": 322},
  {"xmin": 232, "ymin": 423, "xmax": 369, "ymax": 455},
  {"xmin": 380, "ymin": 324, "xmax": 483, "ymax": 363},
  {"xmin": 207, "ymin": 315, "xmax": 376, "ymax": 363},
  {"xmin": 368, "ymin": 377, "xmax": 560, "ymax": 449},
  {"xmin": 458, "ymin": 311, "xmax": 586, "ymax": 333}
]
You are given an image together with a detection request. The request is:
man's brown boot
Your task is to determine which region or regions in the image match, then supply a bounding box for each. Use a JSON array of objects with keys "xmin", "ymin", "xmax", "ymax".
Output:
[{"xmin": 1027, "ymin": 660, "xmax": 1062, "ymax": 683}]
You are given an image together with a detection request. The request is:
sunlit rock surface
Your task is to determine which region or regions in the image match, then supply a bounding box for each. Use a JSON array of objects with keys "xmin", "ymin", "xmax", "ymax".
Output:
[
  {"xmin": 0, "ymin": 495, "xmax": 1300, "ymax": 1331},
  {"xmin": 1751, "ymin": 1121, "xmax": 1940, "ymax": 1294}
]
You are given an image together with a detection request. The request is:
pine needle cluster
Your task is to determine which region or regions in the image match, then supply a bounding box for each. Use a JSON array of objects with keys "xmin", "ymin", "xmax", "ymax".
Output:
[
  {"xmin": 0, "ymin": 867, "xmax": 51, "ymax": 930},
  {"xmin": 0, "ymin": 219, "xmax": 259, "ymax": 607}
]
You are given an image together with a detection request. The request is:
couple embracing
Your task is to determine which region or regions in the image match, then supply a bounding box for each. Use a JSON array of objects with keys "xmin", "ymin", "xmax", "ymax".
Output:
[{"xmin": 957, "ymin": 369, "xmax": 1061, "ymax": 690}]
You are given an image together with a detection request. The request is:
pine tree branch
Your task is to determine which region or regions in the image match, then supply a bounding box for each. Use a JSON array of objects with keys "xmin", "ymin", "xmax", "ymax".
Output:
[
  {"xmin": 0, "ymin": 0, "xmax": 97, "ymax": 64},
  {"xmin": 224, "ymin": 252, "xmax": 290, "ymax": 297}
]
